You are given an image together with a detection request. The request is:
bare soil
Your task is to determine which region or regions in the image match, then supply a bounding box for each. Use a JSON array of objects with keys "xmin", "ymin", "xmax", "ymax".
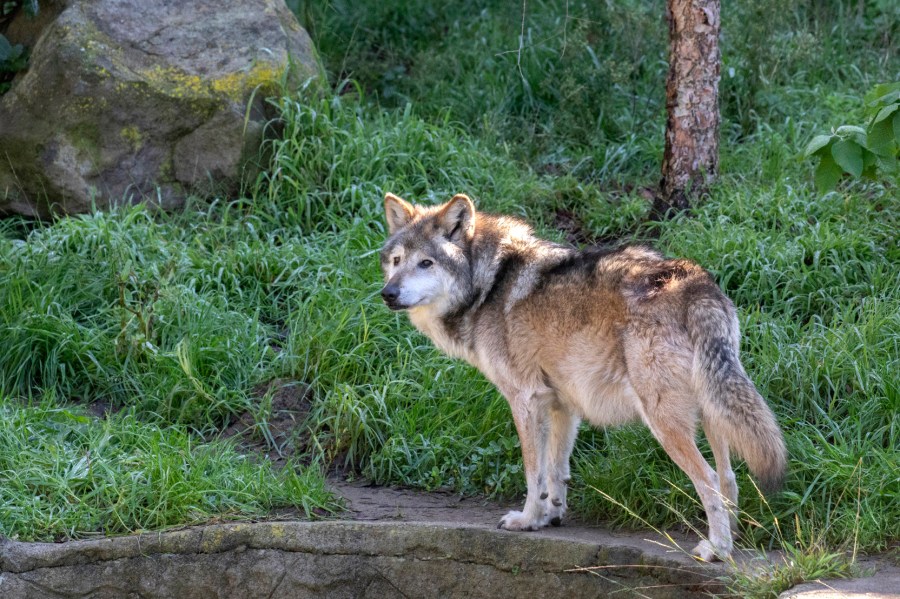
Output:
[
  {"xmin": 220, "ymin": 378, "xmax": 313, "ymax": 468},
  {"xmin": 327, "ymin": 476, "xmax": 519, "ymax": 526}
]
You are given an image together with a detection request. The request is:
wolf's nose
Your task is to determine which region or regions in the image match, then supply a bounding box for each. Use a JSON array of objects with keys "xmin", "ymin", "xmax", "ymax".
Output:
[{"xmin": 381, "ymin": 285, "xmax": 400, "ymax": 303}]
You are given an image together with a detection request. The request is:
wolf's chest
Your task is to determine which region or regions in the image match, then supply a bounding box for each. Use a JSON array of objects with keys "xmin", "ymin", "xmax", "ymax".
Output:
[{"xmin": 408, "ymin": 308, "xmax": 479, "ymax": 366}]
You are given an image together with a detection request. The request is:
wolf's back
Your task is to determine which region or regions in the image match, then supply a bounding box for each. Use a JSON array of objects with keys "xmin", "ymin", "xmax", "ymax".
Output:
[{"xmin": 687, "ymin": 299, "xmax": 787, "ymax": 493}]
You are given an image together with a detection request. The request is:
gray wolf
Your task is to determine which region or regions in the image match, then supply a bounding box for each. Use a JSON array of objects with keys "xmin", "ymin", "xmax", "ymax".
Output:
[{"xmin": 378, "ymin": 192, "xmax": 786, "ymax": 561}]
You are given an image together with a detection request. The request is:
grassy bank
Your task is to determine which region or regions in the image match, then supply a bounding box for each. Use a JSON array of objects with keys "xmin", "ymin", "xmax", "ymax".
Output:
[
  {"xmin": 0, "ymin": 394, "xmax": 337, "ymax": 541},
  {"xmin": 1, "ymin": 0, "xmax": 897, "ymax": 553}
]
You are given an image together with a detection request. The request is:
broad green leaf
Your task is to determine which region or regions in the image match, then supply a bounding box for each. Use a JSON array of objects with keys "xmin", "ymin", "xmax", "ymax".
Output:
[
  {"xmin": 0, "ymin": 34, "xmax": 11, "ymax": 62},
  {"xmin": 877, "ymin": 155, "xmax": 899, "ymax": 175},
  {"xmin": 815, "ymin": 154, "xmax": 842, "ymax": 192},
  {"xmin": 835, "ymin": 125, "xmax": 866, "ymax": 137},
  {"xmin": 872, "ymin": 103, "xmax": 898, "ymax": 124},
  {"xmin": 831, "ymin": 139, "xmax": 864, "ymax": 177},
  {"xmin": 893, "ymin": 110, "xmax": 900, "ymax": 144},
  {"xmin": 869, "ymin": 90, "xmax": 900, "ymax": 110},
  {"xmin": 867, "ymin": 119, "xmax": 895, "ymax": 157},
  {"xmin": 866, "ymin": 83, "xmax": 900, "ymax": 107},
  {"xmin": 865, "ymin": 81, "xmax": 900, "ymax": 111},
  {"xmin": 862, "ymin": 148, "xmax": 877, "ymax": 168},
  {"xmin": 804, "ymin": 134, "xmax": 834, "ymax": 158},
  {"xmin": 835, "ymin": 125, "xmax": 867, "ymax": 147}
]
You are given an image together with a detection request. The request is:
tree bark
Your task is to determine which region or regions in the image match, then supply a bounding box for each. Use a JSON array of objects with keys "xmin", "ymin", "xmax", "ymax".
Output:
[{"xmin": 655, "ymin": 0, "xmax": 721, "ymax": 219}]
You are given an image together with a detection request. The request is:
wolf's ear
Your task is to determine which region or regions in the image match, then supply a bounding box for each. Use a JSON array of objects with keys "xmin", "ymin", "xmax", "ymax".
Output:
[
  {"xmin": 438, "ymin": 194, "xmax": 476, "ymax": 242},
  {"xmin": 384, "ymin": 193, "xmax": 415, "ymax": 234}
]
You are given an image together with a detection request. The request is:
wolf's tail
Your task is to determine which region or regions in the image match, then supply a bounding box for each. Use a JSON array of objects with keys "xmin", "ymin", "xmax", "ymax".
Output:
[{"xmin": 688, "ymin": 299, "xmax": 787, "ymax": 494}]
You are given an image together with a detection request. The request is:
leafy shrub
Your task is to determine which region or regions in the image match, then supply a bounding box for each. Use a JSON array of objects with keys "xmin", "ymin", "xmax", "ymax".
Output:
[
  {"xmin": 0, "ymin": 34, "xmax": 26, "ymax": 93},
  {"xmin": 803, "ymin": 82, "xmax": 899, "ymax": 192},
  {"xmin": 0, "ymin": 0, "xmax": 39, "ymax": 93}
]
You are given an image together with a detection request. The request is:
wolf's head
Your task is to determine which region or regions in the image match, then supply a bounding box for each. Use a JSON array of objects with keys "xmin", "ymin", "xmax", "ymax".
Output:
[{"xmin": 379, "ymin": 193, "xmax": 475, "ymax": 313}]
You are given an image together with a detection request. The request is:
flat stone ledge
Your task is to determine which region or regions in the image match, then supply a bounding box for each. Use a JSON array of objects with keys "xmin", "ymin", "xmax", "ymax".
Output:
[
  {"xmin": 781, "ymin": 591, "xmax": 900, "ymax": 599},
  {"xmin": 778, "ymin": 559, "xmax": 900, "ymax": 599},
  {"xmin": 0, "ymin": 521, "xmax": 720, "ymax": 598}
]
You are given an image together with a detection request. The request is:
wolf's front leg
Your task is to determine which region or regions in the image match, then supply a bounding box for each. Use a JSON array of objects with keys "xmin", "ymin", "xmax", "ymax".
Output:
[{"xmin": 498, "ymin": 390, "xmax": 552, "ymax": 531}]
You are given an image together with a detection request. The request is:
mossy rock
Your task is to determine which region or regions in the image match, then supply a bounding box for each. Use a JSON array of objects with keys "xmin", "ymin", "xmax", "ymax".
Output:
[{"xmin": 0, "ymin": 0, "xmax": 319, "ymax": 217}]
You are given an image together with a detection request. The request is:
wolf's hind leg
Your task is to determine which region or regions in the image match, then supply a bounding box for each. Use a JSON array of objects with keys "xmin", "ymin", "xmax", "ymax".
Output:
[
  {"xmin": 626, "ymin": 331, "xmax": 733, "ymax": 560},
  {"xmin": 641, "ymin": 408, "xmax": 733, "ymax": 561},
  {"xmin": 543, "ymin": 404, "xmax": 580, "ymax": 526},
  {"xmin": 704, "ymin": 420, "xmax": 739, "ymax": 535}
]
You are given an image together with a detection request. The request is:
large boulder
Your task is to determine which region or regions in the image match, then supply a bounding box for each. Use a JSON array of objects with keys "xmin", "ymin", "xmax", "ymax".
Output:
[{"xmin": 0, "ymin": 0, "xmax": 318, "ymax": 217}]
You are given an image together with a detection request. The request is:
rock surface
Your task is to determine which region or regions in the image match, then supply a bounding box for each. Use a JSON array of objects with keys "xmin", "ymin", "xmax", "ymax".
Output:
[
  {"xmin": 0, "ymin": 0, "xmax": 318, "ymax": 217},
  {"xmin": 0, "ymin": 521, "xmax": 717, "ymax": 598},
  {"xmin": 778, "ymin": 561, "xmax": 900, "ymax": 599}
]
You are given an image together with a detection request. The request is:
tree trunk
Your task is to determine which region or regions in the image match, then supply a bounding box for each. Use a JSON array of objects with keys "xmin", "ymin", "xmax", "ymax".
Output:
[{"xmin": 654, "ymin": 0, "xmax": 721, "ymax": 219}]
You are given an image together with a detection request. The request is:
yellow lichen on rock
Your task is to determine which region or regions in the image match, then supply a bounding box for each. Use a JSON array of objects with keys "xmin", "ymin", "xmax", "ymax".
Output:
[
  {"xmin": 120, "ymin": 126, "xmax": 143, "ymax": 151},
  {"xmin": 210, "ymin": 63, "xmax": 285, "ymax": 101},
  {"xmin": 200, "ymin": 528, "xmax": 226, "ymax": 552},
  {"xmin": 136, "ymin": 62, "xmax": 285, "ymax": 102},
  {"xmin": 141, "ymin": 65, "xmax": 209, "ymax": 99}
]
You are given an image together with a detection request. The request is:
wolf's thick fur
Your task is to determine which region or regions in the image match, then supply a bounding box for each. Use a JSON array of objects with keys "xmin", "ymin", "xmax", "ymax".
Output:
[{"xmin": 379, "ymin": 193, "xmax": 786, "ymax": 561}]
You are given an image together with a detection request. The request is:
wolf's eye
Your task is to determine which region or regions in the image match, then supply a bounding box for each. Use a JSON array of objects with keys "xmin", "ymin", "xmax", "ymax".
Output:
[
  {"xmin": 419, "ymin": 259, "xmax": 433, "ymax": 269},
  {"xmin": 392, "ymin": 256, "xmax": 400, "ymax": 266}
]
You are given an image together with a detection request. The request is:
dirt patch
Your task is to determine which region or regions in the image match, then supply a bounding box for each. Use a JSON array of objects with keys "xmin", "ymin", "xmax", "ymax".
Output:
[
  {"xmin": 551, "ymin": 185, "xmax": 657, "ymax": 247},
  {"xmin": 553, "ymin": 207, "xmax": 597, "ymax": 246},
  {"xmin": 220, "ymin": 378, "xmax": 313, "ymax": 468},
  {"xmin": 83, "ymin": 398, "xmax": 121, "ymax": 419},
  {"xmin": 325, "ymin": 477, "xmax": 691, "ymax": 550},
  {"xmin": 328, "ymin": 476, "xmax": 520, "ymax": 526}
]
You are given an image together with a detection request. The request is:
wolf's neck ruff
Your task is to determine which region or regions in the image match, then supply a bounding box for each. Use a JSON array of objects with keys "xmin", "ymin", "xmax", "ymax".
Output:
[{"xmin": 379, "ymin": 193, "xmax": 786, "ymax": 562}]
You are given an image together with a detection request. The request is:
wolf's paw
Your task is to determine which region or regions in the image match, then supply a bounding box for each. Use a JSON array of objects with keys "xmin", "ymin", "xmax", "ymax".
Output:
[
  {"xmin": 691, "ymin": 539, "xmax": 731, "ymax": 562},
  {"xmin": 497, "ymin": 510, "xmax": 543, "ymax": 531},
  {"xmin": 546, "ymin": 498, "xmax": 566, "ymax": 527},
  {"xmin": 542, "ymin": 481, "xmax": 568, "ymax": 526}
]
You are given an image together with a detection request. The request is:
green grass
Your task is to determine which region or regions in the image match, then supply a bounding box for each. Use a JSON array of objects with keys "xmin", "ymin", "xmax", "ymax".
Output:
[
  {"xmin": 724, "ymin": 520, "xmax": 861, "ymax": 599},
  {"xmin": 0, "ymin": 393, "xmax": 339, "ymax": 541},
  {"xmin": 1, "ymin": 0, "xmax": 897, "ymax": 555}
]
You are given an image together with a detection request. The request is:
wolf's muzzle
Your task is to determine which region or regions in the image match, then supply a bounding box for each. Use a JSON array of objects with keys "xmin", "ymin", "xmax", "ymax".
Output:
[{"xmin": 380, "ymin": 284, "xmax": 405, "ymax": 310}]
